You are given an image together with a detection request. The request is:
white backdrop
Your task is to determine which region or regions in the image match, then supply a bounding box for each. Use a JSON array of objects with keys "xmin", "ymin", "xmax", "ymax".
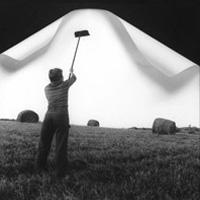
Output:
[{"xmin": 0, "ymin": 9, "xmax": 199, "ymax": 128}]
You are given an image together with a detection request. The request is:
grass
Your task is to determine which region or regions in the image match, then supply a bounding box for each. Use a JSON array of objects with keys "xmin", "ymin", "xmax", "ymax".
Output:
[{"xmin": 0, "ymin": 120, "xmax": 199, "ymax": 200}]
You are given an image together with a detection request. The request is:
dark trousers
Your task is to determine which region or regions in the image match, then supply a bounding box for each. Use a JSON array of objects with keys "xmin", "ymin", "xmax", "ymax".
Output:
[{"xmin": 36, "ymin": 111, "xmax": 69, "ymax": 177}]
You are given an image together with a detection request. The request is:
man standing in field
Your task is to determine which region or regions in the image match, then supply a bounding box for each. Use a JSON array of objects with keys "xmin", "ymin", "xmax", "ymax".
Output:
[{"xmin": 36, "ymin": 68, "xmax": 76, "ymax": 178}]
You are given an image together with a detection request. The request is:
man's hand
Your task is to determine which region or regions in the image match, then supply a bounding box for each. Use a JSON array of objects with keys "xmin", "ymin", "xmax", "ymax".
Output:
[
  {"xmin": 67, "ymin": 72, "xmax": 76, "ymax": 87},
  {"xmin": 70, "ymin": 67, "xmax": 74, "ymax": 73},
  {"xmin": 69, "ymin": 67, "xmax": 74, "ymax": 78},
  {"xmin": 69, "ymin": 72, "xmax": 74, "ymax": 79}
]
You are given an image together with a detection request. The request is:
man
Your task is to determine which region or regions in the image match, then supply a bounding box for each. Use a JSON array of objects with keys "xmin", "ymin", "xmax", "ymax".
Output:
[{"xmin": 36, "ymin": 68, "xmax": 76, "ymax": 178}]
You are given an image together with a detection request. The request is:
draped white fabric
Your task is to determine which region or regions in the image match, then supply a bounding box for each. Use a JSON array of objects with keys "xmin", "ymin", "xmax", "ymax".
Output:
[{"xmin": 0, "ymin": 9, "xmax": 199, "ymax": 128}]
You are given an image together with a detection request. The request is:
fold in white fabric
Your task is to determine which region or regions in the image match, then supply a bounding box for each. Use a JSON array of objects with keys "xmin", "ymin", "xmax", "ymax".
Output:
[{"xmin": 1, "ymin": 9, "xmax": 197, "ymax": 75}]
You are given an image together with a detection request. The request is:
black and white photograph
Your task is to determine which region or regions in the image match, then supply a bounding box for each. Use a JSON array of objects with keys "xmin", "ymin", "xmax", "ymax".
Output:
[{"xmin": 0, "ymin": 1, "xmax": 199, "ymax": 199}]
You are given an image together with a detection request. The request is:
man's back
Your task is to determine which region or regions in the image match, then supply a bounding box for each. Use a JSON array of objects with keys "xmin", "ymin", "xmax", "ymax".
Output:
[{"xmin": 45, "ymin": 74, "xmax": 76, "ymax": 112}]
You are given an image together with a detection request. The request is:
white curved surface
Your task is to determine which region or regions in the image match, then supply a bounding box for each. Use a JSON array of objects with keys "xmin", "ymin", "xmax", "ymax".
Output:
[{"xmin": 0, "ymin": 9, "xmax": 199, "ymax": 128}]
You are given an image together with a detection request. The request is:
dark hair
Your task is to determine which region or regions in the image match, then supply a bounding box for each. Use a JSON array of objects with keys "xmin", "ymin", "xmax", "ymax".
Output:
[{"xmin": 49, "ymin": 68, "xmax": 63, "ymax": 82}]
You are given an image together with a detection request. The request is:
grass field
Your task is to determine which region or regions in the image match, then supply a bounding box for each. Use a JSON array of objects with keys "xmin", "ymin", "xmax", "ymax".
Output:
[{"xmin": 0, "ymin": 120, "xmax": 199, "ymax": 200}]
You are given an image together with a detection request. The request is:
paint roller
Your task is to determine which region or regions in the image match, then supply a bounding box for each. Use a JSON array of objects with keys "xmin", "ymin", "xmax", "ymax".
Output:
[{"xmin": 68, "ymin": 30, "xmax": 90, "ymax": 79}]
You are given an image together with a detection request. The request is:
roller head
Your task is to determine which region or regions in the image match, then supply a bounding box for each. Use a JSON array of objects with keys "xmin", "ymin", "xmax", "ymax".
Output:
[{"xmin": 74, "ymin": 30, "xmax": 90, "ymax": 38}]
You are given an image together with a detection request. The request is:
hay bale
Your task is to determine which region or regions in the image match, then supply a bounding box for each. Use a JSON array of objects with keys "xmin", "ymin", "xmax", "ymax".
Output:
[
  {"xmin": 87, "ymin": 119, "xmax": 100, "ymax": 127},
  {"xmin": 152, "ymin": 118, "xmax": 176, "ymax": 135},
  {"xmin": 17, "ymin": 110, "xmax": 39, "ymax": 123}
]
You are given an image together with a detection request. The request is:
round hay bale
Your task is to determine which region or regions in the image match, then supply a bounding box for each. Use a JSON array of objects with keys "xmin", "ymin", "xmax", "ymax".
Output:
[
  {"xmin": 152, "ymin": 118, "xmax": 176, "ymax": 135},
  {"xmin": 87, "ymin": 119, "xmax": 100, "ymax": 127},
  {"xmin": 17, "ymin": 110, "xmax": 39, "ymax": 123}
]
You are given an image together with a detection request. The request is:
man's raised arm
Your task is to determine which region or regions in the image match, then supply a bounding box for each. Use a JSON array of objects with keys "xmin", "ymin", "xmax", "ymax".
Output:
[{"xmin": 64, "ymin": 73, "xmax": 77, "ymax": 87}]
